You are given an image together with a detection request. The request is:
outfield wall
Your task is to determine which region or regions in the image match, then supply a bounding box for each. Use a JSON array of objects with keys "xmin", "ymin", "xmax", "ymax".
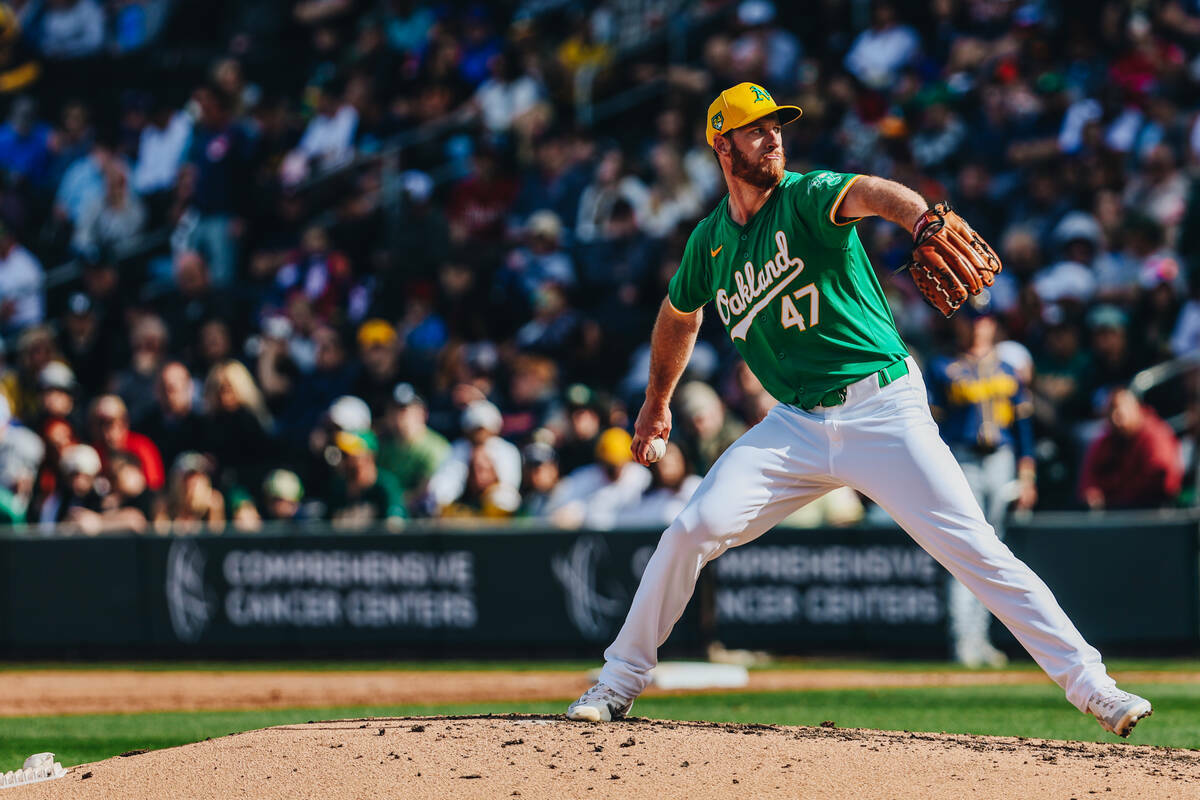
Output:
[{"xmin": 2, "ymin": 514, "xmax": 1197, "ymax": 657}]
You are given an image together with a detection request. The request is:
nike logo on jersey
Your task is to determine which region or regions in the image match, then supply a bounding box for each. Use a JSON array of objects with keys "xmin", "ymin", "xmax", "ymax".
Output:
[
  {"xmin": 715, "ymin": 230, "xmax": 805, "ymax": 341},
  {"xmin": 710, "ymin": 245, "xmax": 723, "ymax": 257}
]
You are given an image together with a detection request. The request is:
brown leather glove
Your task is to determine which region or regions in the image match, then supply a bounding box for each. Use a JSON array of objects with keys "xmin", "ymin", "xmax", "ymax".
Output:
[{"xmin": 903, "ymin": 202, "xmax": 1002, "ymax": 318}]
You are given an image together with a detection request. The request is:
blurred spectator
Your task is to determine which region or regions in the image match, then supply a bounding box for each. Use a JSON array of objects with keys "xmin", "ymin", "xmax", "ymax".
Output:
[
  {"xmin": 260, "ymin": 468, "xmax": 308, "ymax": 522},
  {"xmin": 268, "ymin": 226, "xmax": 355, "ymax": 326},
  {"xmin": 88, "ymin": 393, "xmax": 164, "ymax": 491},
  {"xmin": 72, "ymin": 159, "xmax": 146, "ymax": 256},
  {"xmin": 201, "ymin": 360, "xmax": 274, "ymax": 492},
  {"xmin": 377, "ymin": 382, "xmax": 448, "ymax": 513},
  {"xmin": 0, "ymin": 221, "xmax": 43, "ymax": 338},
  {"xmin": 157, "ymin": 252, "xmax": 235, "ymax": 369},
  {"xmin": 518, "ymin": 440, "xmax": 559, "ymax": 517},
  {"xmin": 351, "ymin": 318, "xmax": 401, "ymax": 416},
  {"xmin": 132, "ymin": 96, "xmax": 192, "ymax": 200},
  {"xmin": 465, "ymin": 47, "xmax": 546, "ymax": 136},
  {"xmin": 1079, "ymin": 305, "xmax": 1138, "ymax": 420},
  {"xmin": 154, "ymin": 451, "xmax": 224, "ymax": 531},
  {"xmin": 54, "ymin": 135, "xmax": 111, "ymax": 227},
  {"xmin": 139, "ymin": 361, "xmax": 204, "ymax": 470},
  {"xmin": 575, "ymin": 148, "xmax": 648, "ymax": 243},
  {"xmin": 37, "ymin": 442, "xmax": 102, "ymax": 528},
  {"xmin": 1080, "ymin": 388, "xmax": 1183, "ymax": 510},
  {"xmin": 675, "ymin": 380, "xmax": 745, "ymax": 475},
  {"xmin": 290, "ymin": 79, "xmax": 358, "ymax": 175},
  {"xmin": 498, "ymin": 210, "xmax": 574, "ymax": 304},
  {"xmin": 0, "ymin": 96, "xmax": 51, "ymax": 184},
  {"xmin": 1171, "ymin": 269, "xmax": 1200, "ymax": 356},
  {"xmin": 440, "ymin": 440, "xmax": 521, "ymax": 518},
  {"xmin": 0, "ymin": 394, "xmax": 44, "ymax": 523},
  {"xmin": 427, "ymin": 399, "xmax": 521, "ymax": 510},
  {"xmin": 0, "ymin": 9, "xmax": 40, "ymax": 96},
  {"xmin": 40, "ymin": 0, "xmax": 105, "ymax": 60},
  {"xmin": 446, "ymin": 146, "xmax": 518, "ymax": 247},
  {"xmin": 56, "ymin": 292, "xmax": 110, "ymax": 397},
  {"xmin": 34, "ymin": 361, "xmax": 78, "ymax": 431},
  {"xmin": 110, "ymin": 314, "xmax": 168, "ymax": 425},
  {"xmin": 544, "ymin": 427, "xmax": 650, "ymax": 529},
  {"xmin": 179, "ymin": 84, "xmax": 254, "ymax": 287},
  {"xmin": 94, "ymin": 449, "xmax": 155, "ymax": 532},
  {"xmin": 616, "ymin": 440, "xmax": 700, "ymax": 526},
  {"xmin": 327, "ymin": 430, "xmax": 405, "ymax": 527},
  {"xmin": 554, "ymin": 383, "xmax": 602, "ymax": 475},
  {"xmin": 842, "ymin": 1, "xmax": 919, "ymax": 90},
  {"xmin": 7, "ymin": 326, "xmax": 58, "ymax": 420},
  {"xmin": 731, "ymin": 1, "xmax": 801, "ymax": 90}
]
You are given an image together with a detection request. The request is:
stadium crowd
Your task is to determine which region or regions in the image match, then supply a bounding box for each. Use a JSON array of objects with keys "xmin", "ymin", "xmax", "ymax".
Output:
[{"xmin": 0, "ymin": 0, "xmax": 1196, "ymax": 533}]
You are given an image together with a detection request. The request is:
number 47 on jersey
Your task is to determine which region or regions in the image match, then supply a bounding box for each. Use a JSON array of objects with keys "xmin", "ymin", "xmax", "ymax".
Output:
[{"xmin": 780, "ymin": 283, "xmax": 819, "ymax": 331}]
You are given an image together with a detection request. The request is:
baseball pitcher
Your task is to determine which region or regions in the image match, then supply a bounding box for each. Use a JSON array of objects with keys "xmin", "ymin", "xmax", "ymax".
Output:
[{"xmin": 567, "ymin": 83, "xmax": 1152, "ymax": 737}]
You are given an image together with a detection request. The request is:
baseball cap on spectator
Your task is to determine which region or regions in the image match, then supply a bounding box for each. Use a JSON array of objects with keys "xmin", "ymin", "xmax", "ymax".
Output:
[
  {"xmin": 67, "ymin": 292, "xmax": 92, "ymax": 316},
  {"xmin": 463, "ymin": 341, "xmax": 499, "ymax": 375},
  {"xmin": 1086, "ymin": 304, "xmax": 1128, "ymax": 332},
  {"xmin": 39, "ymin": 362, "xmax": 77, "ymax": 392},
  {"xmin": 677, "ymin": 381, "xmax": 721, "ymax": 420},
  {"xmin": 262, "ymin": 314, "xmax": 293, "ymax": 340},
  {"xmin": 996, "ymin": 340, "xmax": 1034, "ymax": 379},
  {"xmin": 357, "ymin": 319, "xmax": 397, "ymax": 349},
  {"xmin": 263, "ymin": 469, "xmax": 304, "ymax": 502},
  {"xmin": 328, "ymin": 395, "xmax": 372, "ymax": 432},
  {"xmin": 391, "ymin": 382, "xmax": 423, "ymax": 408},
  {"xmin": 401, "ymin": 170, "xmax": 434, "ymax": 203},
  {"xmin": 61, "ymin": 444, "xmax": 102, "ymax": 477},
  {"xmin": 523, "ymin": 441, "xmax": 557, "ymax": 466},
  {"xmin": 461, "ymin": 400, "xmax": 502, "ymax": 433},
  {"xmin": 738, "ymin": 0, "xmax": 776, "ymax": 26},
  {"xmin": 595, "ymin": 427, "xmax": 633, "ymax": 468},
  {"xmin": 172, "ymin": 451, "xmax": 212, "ymax": 477},
  {"xmin": 526, "ymin": 209, "xmax": 562, "ymax": 242},
  {"xmin": 565, "ymin": 383, "xmax": 595, "ymax": 412},
  {"xmin": 1052, "ymin": 211, "xmax": 1103, "ymax": 250},
  {"xmin": 335, "ymin": 429, "xmax": 378, "ymax": 456}
]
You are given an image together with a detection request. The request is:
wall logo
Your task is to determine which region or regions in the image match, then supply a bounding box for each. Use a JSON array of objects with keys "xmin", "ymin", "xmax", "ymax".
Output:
[
  {"xmin": 166, "ymin": 539, "xmax": 213, "ymax": 643},
  {"xmin": 552, "ymin": 535, "xmax": 626, "ymax": 641}
]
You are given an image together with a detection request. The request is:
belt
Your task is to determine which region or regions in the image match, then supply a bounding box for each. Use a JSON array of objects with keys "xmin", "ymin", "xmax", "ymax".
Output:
[{"xmin": 804, "ymin": 359, "xmax": 910, "ymax": 410}]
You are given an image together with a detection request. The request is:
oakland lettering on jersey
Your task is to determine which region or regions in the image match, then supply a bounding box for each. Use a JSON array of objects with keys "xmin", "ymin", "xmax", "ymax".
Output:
[{"xmin": 715, "ymin": 229, "xmax": 805, "ymax": 340}]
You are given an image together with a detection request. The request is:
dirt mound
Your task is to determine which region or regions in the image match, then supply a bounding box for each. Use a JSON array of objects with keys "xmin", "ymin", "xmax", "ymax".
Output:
[{"xmin": 13, "ymin": 714, "xmax": 1200, "ymax": 800}]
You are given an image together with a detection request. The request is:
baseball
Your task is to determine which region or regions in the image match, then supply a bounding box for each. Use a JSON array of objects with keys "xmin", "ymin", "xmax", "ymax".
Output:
[{"xmin": 646, "ymin": 437, "xmax": 667, "ymax": 463}]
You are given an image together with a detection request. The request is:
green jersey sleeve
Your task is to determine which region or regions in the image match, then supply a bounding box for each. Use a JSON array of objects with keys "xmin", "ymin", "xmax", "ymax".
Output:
[
  {"xmin": 667, "ymin": 225, "xmax": 714, "ymax": 313},
  {"xmin": 790, "ymin": 170, "xmax": 864, "ymax": 249}
]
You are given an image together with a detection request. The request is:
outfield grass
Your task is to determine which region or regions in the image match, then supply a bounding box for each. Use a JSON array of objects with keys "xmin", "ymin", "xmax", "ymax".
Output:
[{"xmin": 2, "ymin": 682, "xmax": 1197, "ymax": 769}]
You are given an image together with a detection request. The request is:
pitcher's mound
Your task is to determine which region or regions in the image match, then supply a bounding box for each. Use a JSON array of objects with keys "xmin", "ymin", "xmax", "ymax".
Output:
[{"xmin": 15, "ymin": 714, "xmax": 1200, "ymax": 800}]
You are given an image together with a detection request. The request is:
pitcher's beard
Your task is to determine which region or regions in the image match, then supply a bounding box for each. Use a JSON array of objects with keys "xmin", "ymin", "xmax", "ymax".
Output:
[{"xmin": 730, "ymin": 142, "xmax": 785, "ymax": 190}]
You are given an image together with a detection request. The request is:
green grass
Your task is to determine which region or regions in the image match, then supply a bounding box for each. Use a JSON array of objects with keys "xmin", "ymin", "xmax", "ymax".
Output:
[{"xmin": 3, "ymin": 683, "xmax": 1198, "ymax": 769}]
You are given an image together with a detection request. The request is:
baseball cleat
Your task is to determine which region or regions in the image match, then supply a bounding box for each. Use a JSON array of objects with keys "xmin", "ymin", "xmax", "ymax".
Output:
[
  {"xmin": 1087, "ymin": 687, "xmax": 1153, "ymax": 737},
  {"xmin": 566, "ymin": 682, "xmax": 634, "ymax": 722}
]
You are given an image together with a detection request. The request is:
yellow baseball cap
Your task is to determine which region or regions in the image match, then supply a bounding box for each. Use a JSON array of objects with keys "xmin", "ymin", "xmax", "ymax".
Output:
[
  {"xmin": 594, "ymin": 427, "xmax": 633, "ymax": 468},
  {"xmin": 706, "ymin": 82, "xmax": 802, "ymax": 147}
]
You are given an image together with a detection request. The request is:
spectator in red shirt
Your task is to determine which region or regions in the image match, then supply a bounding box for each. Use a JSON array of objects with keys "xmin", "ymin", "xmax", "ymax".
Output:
[
  {"xmin": 88, "ymin": 394, "xmax": 165, "ymax": 491},
  {"xmin": 1079, "ymin": 388, "xmax": 1182, "ymax": 510},
  {"xmin": 446, "ymin": 146, "xmax": 517, "ymax": 247}
]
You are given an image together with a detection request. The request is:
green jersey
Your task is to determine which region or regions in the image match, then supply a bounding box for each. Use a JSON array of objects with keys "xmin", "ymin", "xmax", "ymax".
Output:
[{"xmin": 668, "ymin": 170, "xmax": 908, "ymax": 408}]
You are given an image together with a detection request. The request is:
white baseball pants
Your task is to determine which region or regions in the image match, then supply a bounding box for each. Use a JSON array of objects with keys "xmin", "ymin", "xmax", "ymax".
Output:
[{"xmin": 599, "ymin": 357, "xmax": 1115, "ymax": 712}]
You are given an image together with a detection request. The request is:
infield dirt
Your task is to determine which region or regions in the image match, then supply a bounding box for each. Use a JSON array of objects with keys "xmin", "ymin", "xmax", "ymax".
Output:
[
  {"xmin": 4, "ymin": 667, "xmax": 1195, "ymax": 716},
  {"xmin": 10, "ymin": 714, "xmax": 1200, "ymax": 800}
]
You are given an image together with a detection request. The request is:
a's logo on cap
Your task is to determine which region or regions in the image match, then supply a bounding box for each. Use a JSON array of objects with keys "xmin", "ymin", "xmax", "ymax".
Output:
[
  {"xmin": 750, "ymin": 86, "xmax": 772, "ymax": 103},
  {"xmin": 711, "ymin": 111, "xmax": 724, "ymax": 131}
]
